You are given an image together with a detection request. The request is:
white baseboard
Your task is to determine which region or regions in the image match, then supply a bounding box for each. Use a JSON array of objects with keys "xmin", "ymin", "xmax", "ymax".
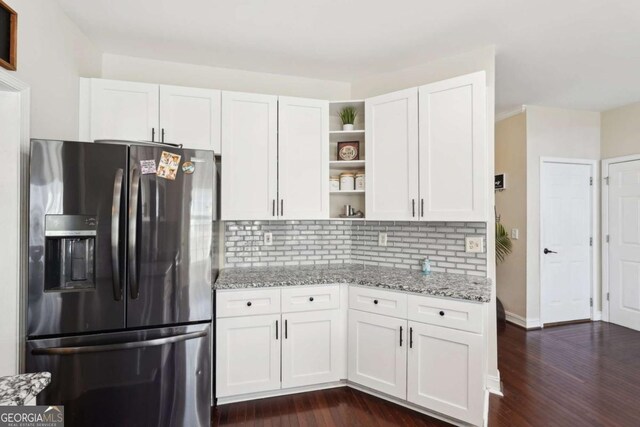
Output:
[
  {"xmin": 505, "ymin": 311, "xmax": 541, "ymax": 329},
  {"xmin": 216, "ymin": 381, "xmax": 346, "ymax": 405},
  {"xmin": 485, "ymin": 373, "xmax": 503, "ymax": 396}
]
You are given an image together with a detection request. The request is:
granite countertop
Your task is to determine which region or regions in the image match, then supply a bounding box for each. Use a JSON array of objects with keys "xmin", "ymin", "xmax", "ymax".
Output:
[
  {"xmin": 0, "ymin": 372, "xmax": 51, "ymax": 406},
  {"xmin": 215, "ymin": 264, "xmax": 491, "ymax": 302}
]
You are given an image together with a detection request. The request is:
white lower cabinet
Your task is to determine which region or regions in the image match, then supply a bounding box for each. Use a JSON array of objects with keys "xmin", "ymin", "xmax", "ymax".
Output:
[
  {"xmin": 216, "ymin": 314, "xmax": 281, "ymax": 397},
  {"xmin": 282, "ymin": 310, "xmax": 341, "ymax": 388},
  {"xmin": 347, "ymin": 310, "xmax": 407, "ymax": 399},
  {"xmin": 407, "ymin": 321, "xmax": 484, "ymax": 425}
]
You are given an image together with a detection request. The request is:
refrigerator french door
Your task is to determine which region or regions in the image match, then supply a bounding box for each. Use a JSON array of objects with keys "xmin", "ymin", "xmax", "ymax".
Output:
[{"xmin": 26, "ymin": 139, "xmax": 215, "ymax": 427}]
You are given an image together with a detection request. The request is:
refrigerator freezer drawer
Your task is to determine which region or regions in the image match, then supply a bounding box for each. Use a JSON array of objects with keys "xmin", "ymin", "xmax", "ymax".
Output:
[{"xmin": 26, "ymin": 323, "xmax": 211, "ymax": 427}]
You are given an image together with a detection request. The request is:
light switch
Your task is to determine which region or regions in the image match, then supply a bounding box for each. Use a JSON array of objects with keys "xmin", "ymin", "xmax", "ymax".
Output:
[
  {"xmin": 511, "ymin": 228, "xmax": 519, "ymax": 240},
  {"xmin": 465, "ymin": 237, "xmax": 484, "ymax": 253},
  {"xmin": 378, "ymin": 232, "xmax": 388, "ymax": 246},
  {"xmin": 263, "ymin": 232, "xmax": 273, "ymax": 246}
]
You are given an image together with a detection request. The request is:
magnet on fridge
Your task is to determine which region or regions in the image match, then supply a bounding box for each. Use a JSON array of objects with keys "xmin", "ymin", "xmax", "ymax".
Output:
[
  {"xmin": 182, "ymin": 161, "xmax": 195, "ymax": 174},
  {"xmin": 140, "ymin": 159, "xmax": 157, "ymax": 175}
]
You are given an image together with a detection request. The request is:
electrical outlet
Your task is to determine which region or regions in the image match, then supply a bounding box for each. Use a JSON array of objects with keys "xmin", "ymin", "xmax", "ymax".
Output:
[
  {"xmin": 378, "ymin": 232, "xmax": 388, "ymax": 246},
  {"xmin": 465, "ymin": 236, "xmax": 484, "ymax": 253},
  {"xmin": 511, "ymin": 228, "xmax": 519, "ymax": 240},
  {"xmin": 263, "ymin": 232, "xmax": 273, "ymax": 246}
]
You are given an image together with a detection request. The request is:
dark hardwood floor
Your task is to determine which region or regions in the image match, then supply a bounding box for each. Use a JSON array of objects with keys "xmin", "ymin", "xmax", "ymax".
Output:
[{"xmin": 213, "ymin": 322, "xmax": 640, "ymax": 426}]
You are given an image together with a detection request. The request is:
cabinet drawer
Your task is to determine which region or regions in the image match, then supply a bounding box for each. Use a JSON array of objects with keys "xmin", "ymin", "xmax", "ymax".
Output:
[
  {"xmin": 408, "ymin": 295, "xmax": 484, "ymax": 334},
  {"xmin": 348, "ymin": 286, "xmax": 407, "ymax": 318},
  {"xmin": 281, "ymin": 285, "xmax": 340, "ymax": 313},
  {"xmin": 216, "ymin": 289, "xmax": 281, "ymax": 318}
]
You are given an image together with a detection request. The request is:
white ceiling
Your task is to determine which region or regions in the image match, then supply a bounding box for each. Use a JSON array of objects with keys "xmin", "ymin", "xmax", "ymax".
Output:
[{"xmin": 56, "ymin": 0, "xmax": 640, "ymax": 115}]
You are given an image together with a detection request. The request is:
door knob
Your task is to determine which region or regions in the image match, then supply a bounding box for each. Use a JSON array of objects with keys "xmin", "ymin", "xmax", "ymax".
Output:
[{"xmin": 543, "ymin": 248, "xmax": 557, "ymax": 254}]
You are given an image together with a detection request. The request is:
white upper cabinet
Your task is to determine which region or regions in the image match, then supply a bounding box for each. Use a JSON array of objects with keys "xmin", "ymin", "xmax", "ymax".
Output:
[
  {"xmin": 81, "ymin": 78, "xmax": 159, "ymax": 142},
  {"xmin": 365, "ymin": 88, "xmax": 419, "ymax": 221},
  {"xmin": 418, "ymin": 72, "xmax": 487, "ymax": 221},
  {"xmin": 159, "ymin": 85, "xmax": 221, "ymax": 153},
  {"xmin": 278, "ymin": 97, "xmax": 329, "ymax": 219},
  {"xmin": 221, "ymin": 91, "xmax": 278, "ymax": 220}
]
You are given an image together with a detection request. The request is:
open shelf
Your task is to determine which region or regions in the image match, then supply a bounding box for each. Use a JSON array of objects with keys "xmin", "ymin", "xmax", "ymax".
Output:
[
  {"xmin": 329, "ymin": 160, "xmax": 365, "ymax": 170},
  {"xmin": 330, "ymin": 190, "xmax": 365, "ymax": 195}
]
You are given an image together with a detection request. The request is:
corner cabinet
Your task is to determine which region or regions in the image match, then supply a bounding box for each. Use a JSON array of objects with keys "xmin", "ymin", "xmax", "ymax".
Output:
[
  {"xmin": 365, "ymin": 72, "xmax": 487, "ymax": 222},
  {"xmin": 221, "ymin": 93, "xmax": 329, "ymax": 220},
  {"xmin": 79, "ymin": 78, "xmax": 221, "ymax": 152}
]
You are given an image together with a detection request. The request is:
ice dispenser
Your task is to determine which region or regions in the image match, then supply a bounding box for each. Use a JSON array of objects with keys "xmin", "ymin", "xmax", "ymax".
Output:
[{"xmin": 44, "ymin": 215, "xmax": 97, "ymax": 291}]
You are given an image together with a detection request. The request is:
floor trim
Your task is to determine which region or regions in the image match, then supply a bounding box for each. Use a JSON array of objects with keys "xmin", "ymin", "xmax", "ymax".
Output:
[
  {"xmin": 505, "ymin": 311, "xmax": 541, "ymax": 329},
  {"xmin": 216, "ymin": 381, "xmax": 346, "ymax": 405}
]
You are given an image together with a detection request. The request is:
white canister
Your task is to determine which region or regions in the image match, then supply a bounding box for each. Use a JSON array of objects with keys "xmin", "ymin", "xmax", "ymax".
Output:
[
  {"xmin": 340, "ymin": 172, "xmax": 355, "ymax": 191},
  {"xmin": 355, "ymin": 172, "xmax": 365, "ymax": 190},
  {"xmin": 330, "ymin": 176, "xmax": 340, "ymax": 191}
]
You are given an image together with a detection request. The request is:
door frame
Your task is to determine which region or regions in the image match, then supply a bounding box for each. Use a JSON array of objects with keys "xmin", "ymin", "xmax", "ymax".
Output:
[
  {"xmin": 0, "ymin": 69, "xmax": 30, "ymax": 374},
  {"xmin": 601, "ymin": 154, "xmax": 640, "ymax": 322},
  {"xmin": 539, "ymin": 157, "xmax": 599, "ymax": 325}
]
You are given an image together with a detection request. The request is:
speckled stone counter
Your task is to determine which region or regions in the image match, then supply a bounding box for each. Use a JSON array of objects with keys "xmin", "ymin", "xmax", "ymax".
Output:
[
  {"xmin": 215, "ymin": 264, "xmax": 491, "ymax": 302},
  {"xmin": 0, "ymin": 372, "xmax": 50, "ymax": 406}
]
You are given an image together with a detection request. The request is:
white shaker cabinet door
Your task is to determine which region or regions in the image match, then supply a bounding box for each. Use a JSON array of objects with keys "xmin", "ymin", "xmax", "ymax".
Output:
[
  {"xmin": 278, "ymin": 97, "xmax": 329, "ymax": 219},
  {"xmin": 407, "ymin": 321, "xmax": 484, "ymax": 426},
  {"xmin": 347, "ymin": 310, "xmax": 407, "ymax": 399},
  {"xmin": 83, "ymin": 78, "xmax": 159, "ymax": 142},
  {"xmin": 281, "ymin": 310, "xmax": 341, "ymax": 388},
  {"xmin": 159, "ymin": 85, "xmax": 221, "ymax": 153},
  {"xmin": 365, "ymin": 88, "xmax": 419, "ymax": 221},
  {"xmin": 221, "ymin": 91, "xmax": 278, "ymax": 220},
  {"xmin": 418, "ymin": 71, "xmax": 487, "ymax": 221},
  {"xmin": 216, "ymin": 314, "xmax": 281, "ymax": 397}
]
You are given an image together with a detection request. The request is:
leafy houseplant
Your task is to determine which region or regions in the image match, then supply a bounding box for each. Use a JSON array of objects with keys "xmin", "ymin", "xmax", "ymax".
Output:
[
  {"xmin": 495, "ymin": 221, "xmax": 513, "ymax": 263},
  {"xmin": 339, "ymin": 106, "xmax": 358, "ymax": 131}
]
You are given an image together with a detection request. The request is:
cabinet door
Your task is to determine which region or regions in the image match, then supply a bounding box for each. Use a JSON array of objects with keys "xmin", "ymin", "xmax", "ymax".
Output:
[
  {"xmin": 407, "ymin": 321, "xmax": 484, "ymax": 426},
  {"xmin": 365, "ymin": 88, "xmax": 419, "ymax": 220},
  {"xmin": 221, "ymin": 91, "xmax": 278, "ymax": 220},
  {"xmin": 348, "ymin": 310, "xmax": 407, "ymax": 399},
  {"xmin": 159, "ymin": 85, "xmax": 221, "ymax": 153},
  {"xmin": 282, "ymin": 310, "xmax": 341, "ymax": 388},
  {"xmin": 86, "ymin": 79, "xmax": 159, "ymax": 142},
  {"xmin": 216, "ymin": 314, "xmax": 281, "ymax": 397},
  {"xmin": 278, "ymin": 97, "xmax": 329, "ymax": 219},
  {"xmin": 418, "ymin": 72, "xmax": 487, "ymax": 221}
]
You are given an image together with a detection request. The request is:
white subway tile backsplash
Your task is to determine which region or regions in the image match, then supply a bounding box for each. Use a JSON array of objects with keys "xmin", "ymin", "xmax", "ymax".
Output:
[{"xmin": 224, "ymin": 220, "xmax": 487, "ymax": 276}]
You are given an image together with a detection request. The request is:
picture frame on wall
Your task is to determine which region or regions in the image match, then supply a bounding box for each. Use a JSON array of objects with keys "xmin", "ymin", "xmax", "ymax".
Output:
[
  {"xmin": 0, "ymin": 0, "xmax": 17, "ymax": 71},
  {"xmin": 337, "ymin": 141, "xmax": 359, "ymax": 161}
]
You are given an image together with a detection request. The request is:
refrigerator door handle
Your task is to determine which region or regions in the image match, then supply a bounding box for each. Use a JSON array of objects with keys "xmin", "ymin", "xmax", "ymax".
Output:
[
  {"xmin": 111, "ymin": 169, "xmax": 124, "ymax": 301},
  {"xmin": 128, "ymin": 167, "xmax": 141, "ymax": 299},
  {"xmin": 30, "ymin": 330, "xmax": 208, "ymax": 356}
]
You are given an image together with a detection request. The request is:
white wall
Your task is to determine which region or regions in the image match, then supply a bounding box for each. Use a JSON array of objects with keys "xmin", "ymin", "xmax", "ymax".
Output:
[
  {"xmin": 525, "ymin": 106, "xmax": 601, "ymax": 325},
  {"xmin": 10, "ymin": 0, "xmax": 102, "ymax": 139},
  {"xmin": 101, "ymin": 54, "xmax": 351, "ymax": 100},
  {"xmin": 601, "ymin": 101, "xmax": 640, "ymax": 159}
]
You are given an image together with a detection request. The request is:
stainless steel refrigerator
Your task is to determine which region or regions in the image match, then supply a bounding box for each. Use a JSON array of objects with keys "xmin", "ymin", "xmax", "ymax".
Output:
[{"xmin": 26, "ymin": 139, "xmax": 216, "ymax": 427}]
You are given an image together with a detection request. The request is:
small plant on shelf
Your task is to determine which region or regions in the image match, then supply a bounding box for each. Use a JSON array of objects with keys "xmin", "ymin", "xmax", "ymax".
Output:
[{"xmin": 339, "ymin": 106, "xmax": 358, "ymax": 131}]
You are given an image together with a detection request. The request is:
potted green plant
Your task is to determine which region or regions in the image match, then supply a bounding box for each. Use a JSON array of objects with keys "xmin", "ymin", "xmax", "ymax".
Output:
[{"xmin": 339, "ymin": 106, "xmax": 357, "ymax": 131}]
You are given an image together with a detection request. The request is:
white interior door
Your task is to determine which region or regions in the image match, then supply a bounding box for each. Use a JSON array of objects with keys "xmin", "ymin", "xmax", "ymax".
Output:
[
  {"xmin": 159, "ymin": 85, "xmax": 221, "ymax": 153},
  {"xmin": 278, "ymin": 96, "xmax": 329, "ymax": 219},
  {"xmin": 541, "ymin": 161, "xmax": 592, "ymax": 324},
  {"xmin": 609, "ymin": 160, "xmax": 640, "ymax": 331}
]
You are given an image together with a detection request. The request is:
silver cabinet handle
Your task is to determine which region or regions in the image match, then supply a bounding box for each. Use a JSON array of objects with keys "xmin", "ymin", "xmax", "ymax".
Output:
[
  {"xmin": 272, "ymin": 200, "xmax": 276, "ymax": 217},
  {"xmin": 128, "ymin": 168, "xmax": 141, "ymax": 299},
  {"xmin": 281, "ymin": 199, "xmax": 284, "ymax": 217},
  {"xmin": 421, "ymin": 199, "xmax": 424, "ymax": 217},
  {"xmin": 151, "ymin": 127, "xmax": 156, "ymax": 142},
  {"xmin": 31, "ymin": 330, "xmax": 208, "ymax": 355},
  {"xmin": 412, "ymin": 199, "xmax": 416, "ymax": 217},
  {"xmin": 111, "ymin": 169, "xmax": 124, "ymax": 301},
  {"xmin": 161, "ymin": 128, "xmax": 165, "ymax": 143}
]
